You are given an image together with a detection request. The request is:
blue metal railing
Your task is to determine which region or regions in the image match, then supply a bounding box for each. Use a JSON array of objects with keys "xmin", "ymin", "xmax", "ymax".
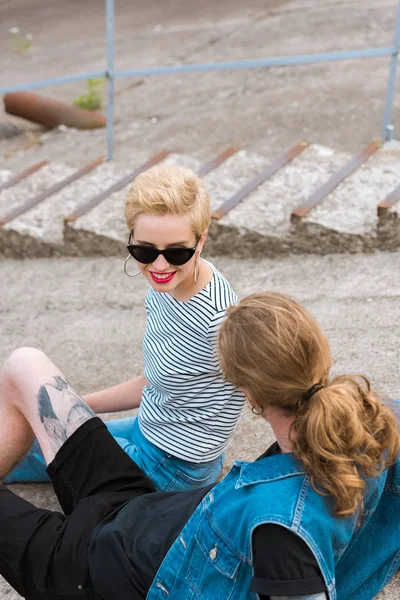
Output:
[{"xmin": 1, "ymin": 0, "xmax": 399, "ymax": 160}]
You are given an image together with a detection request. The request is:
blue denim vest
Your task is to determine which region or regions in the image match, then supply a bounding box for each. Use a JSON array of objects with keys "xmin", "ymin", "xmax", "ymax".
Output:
[{"xmin": 146, "ymin": 449, "xmax": 400, "ymax": 600}]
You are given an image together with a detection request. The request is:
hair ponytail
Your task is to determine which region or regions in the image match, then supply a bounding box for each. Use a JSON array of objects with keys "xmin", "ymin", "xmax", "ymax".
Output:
[
  {"xmin": 219, "ymin": 292, "xmax": 400, "ymax": 517},
  {"xmin": 291, "ymin": 374, "xmax": 399, "ymax": 516}
]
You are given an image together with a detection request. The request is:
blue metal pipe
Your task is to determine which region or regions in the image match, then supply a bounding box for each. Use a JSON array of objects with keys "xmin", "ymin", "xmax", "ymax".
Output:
[
  {"xmin": 106, "ymin": 0, "xmax": 115, "ymax": 161},
  {"xmin": 0, "ymin": 47, "xmax": 393, "ymax": 98},
  {"xmin": 0, "ymin": 71, "xmax": 107, "ymax": 95},
  {"xmin": 382, "ymin": 0, "xmax": 400, "ymax": 140},
  {"xmin": 114, "ymin": 47, "xmax": 393, "ymax": 79}
]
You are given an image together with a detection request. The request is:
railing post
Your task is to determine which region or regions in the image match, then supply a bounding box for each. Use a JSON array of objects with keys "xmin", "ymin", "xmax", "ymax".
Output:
[
  {"xmin": 382, "ymin": 0, "xmax": 400, "ymax": 141},
  {"xmin": 106, "ymin": 0, "xmax": 115, "ymax": 161}
]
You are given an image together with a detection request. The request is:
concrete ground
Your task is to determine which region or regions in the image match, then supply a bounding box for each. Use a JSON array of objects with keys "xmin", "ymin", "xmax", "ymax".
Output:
[
  {"xmin": 1, "ymin": 0, "xmax": 400, "ymax": 164},
  {"xmin": 0, "ymin": 251, "xmax": 400, "ymax": 598}
]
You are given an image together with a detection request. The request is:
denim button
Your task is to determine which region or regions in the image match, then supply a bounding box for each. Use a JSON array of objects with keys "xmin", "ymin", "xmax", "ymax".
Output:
[
  {"xmin": 209, "ymin": 545, "xmax": 217, "ymax": 559},
  {"xmin": 156, "ymin": 581, "xmax": 169, "ymax": 594}
]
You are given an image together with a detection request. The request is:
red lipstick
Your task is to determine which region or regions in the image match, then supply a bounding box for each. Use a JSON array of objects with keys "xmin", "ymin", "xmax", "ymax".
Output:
[{"xmin": 150, "ymin": 271, "xmax": 176, "ymax": 284}]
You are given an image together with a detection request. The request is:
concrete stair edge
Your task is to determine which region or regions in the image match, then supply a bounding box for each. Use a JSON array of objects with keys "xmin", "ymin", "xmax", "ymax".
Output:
[{"xmin": 0, "ymin": 143, "xmax": 399, "ymax": 259}]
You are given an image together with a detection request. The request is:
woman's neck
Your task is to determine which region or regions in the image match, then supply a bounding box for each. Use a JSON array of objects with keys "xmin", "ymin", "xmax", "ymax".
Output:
[{"xmin": 170, "ymin": 259, "xmax": 213, "ymax": 302}]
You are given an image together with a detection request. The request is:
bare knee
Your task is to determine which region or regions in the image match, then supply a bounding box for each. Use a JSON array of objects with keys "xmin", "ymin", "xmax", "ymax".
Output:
[{"xmin": 1, "ymin": 347, "xmax": 48, "ymax": 385}]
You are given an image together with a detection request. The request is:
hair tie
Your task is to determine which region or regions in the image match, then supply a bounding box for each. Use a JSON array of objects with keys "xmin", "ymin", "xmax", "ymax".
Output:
[{"xmin": 301, "ymin": 383, "xmax": 325, "ymax": 404}]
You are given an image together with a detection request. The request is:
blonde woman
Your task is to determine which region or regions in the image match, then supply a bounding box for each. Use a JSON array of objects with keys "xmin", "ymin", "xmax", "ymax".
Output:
[
  {"xmin": 4, "ymin": 165, "xmax": 245, "ymax": 491},
  {"xmin": 0, "ymin": 291, "xmax": 399, "ymax": 600}
]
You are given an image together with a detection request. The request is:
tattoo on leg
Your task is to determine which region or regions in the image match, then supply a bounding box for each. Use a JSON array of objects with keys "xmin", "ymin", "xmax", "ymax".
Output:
[{"xmin": 38, "ymin": 375, "xmax": 95, "ymax": 454}]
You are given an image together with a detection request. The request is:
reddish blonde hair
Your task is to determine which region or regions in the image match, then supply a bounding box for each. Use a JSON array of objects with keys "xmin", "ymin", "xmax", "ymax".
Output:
[{"xmin": 219, "ymin": 292, "xmax": 399, "ymax": 516}]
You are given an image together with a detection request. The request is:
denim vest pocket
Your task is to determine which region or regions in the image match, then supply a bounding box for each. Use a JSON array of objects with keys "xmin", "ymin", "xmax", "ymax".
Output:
[{"xmin": 186, "ymin": 516, "xmax": 241, "ymax": 599}]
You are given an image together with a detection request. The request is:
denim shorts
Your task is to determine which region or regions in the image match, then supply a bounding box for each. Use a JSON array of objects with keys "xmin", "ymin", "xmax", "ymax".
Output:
[{"xmin": 4, "ymin": 416, "xmax": 224, "ymax": 492}]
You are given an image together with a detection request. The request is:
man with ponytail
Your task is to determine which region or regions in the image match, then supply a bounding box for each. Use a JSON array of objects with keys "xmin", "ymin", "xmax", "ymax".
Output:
[{"xmin": 0, "ymin": 292, "xmax": 399, "ymax": 599}]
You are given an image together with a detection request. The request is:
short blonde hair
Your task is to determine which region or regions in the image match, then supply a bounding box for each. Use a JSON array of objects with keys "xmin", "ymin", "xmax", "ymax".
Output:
[{"xmin": 125, "ymin": 165, "xmax": 211, "ymax": 236}]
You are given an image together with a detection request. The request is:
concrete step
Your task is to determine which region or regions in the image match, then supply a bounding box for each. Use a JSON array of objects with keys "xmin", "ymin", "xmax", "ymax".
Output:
[
  {"xmin": 293, "ymin": 142, "xmax": 400, "ymax": 254},
  {"xmin": 64, "ymin": 153, "xmax": 201, "ymax": 256},
  {"xmin": 1, "ymin": 142, "xmax": 400, "ymax": 259},
  {"xmin": 0, "ymin": 161, "xmax": 131, "ymax": 258},
  {"xmin": 0, "ymin": 163, "xmax": 75, "ymax": 258},
  {"xmin": 0, "ymin": 169, "xmax": 11, "ymax": 187},
  {"xmin": 376, "ymin": 143, "xmax": 400, "ymax": 252},
  {"xmin": 203, "ymin": 149, "xmax": 273, "ymax": 214},
  {"xmin": 206, "ymin": 144, "xmax": 350, "ymax": 257},
  {"xmin": 0, "ymin": 163, "xmax": 74, "ymax": 222},
  {"xmin": 378, "ymin": 196, "xmax": 400, "ymax": 251}
]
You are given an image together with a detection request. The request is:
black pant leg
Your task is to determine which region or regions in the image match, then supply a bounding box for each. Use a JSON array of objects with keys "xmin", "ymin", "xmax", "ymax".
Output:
[
  {"xmin": 47, "ymin": 418, "xmax": 155, "ymax": 515},
  {"xmin": 0, "ymin": 485, "xmax": 64, "ymax": 597},
  {"xmin": 0, "ymin": 485, "xmax": 108, "ymax": 599},
  {"xmin": 0, "ymin": 420, "xmax": 155, "ymax": 599}
]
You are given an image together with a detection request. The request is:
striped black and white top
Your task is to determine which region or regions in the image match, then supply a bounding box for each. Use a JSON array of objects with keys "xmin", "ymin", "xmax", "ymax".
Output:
[{"xmin": 138, "ymin": 262, "xmax": 245, "ymax": 462}]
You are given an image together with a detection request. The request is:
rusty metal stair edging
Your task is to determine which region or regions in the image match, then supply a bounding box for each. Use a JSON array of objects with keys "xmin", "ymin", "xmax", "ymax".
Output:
[
  {"xmin": 0, "ymin": 160, "xmax": 49, "ymax": 194},
  {"xmin": 211, "ymin": 141, "xmax": 310, "ymax": 221},
  {"xmin": 0, "ymin": 157, "xmax": 104, "ymax": 226},
  {"xmin": 377, "ymin": 184, "xmax": 400, "ymax": 216},
  {"xmin": 64, "ymin": 151, "xmax": 170, "ymax": 222},
  {"xmin": 196, "ymin": 146, "xmax": 239, "ymax": 178},
  {"xmin": 291, "ymin": 139, "xmax": 382, "ymax": 222}
]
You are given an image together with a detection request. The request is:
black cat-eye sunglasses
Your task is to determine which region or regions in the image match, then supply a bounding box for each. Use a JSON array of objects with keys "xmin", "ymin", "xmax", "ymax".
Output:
[{"xmin": 127, "ymin": 233, "xmax": 200, "ymax": 266}]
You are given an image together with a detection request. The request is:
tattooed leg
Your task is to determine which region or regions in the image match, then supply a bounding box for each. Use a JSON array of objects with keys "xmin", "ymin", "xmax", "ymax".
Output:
[
  {"xmin": 37, "ymin": 374, "xmax": 95, "ymax": 457},
  {"xmin": 0, "ymin": 347, "xmax": 95, "ymax": 468}
]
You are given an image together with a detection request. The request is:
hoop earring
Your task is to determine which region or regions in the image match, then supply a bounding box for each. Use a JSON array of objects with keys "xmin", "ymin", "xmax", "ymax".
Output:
[
  {"xmin": 124, "ymin": 255, "xmax": 141, "ymax": 278},
  {"xmin": 193, "ymin": 252, "xmax": 201, "ymax": 283},
  {"xmin": 251, "ymin": 405, "xmax": 264, "ymax": 415}
]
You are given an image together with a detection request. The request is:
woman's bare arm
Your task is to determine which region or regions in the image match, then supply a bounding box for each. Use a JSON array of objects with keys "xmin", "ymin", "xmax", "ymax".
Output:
[{"xmin": 83, "ymin": 375, "xmax": 148, "ymax": 414}]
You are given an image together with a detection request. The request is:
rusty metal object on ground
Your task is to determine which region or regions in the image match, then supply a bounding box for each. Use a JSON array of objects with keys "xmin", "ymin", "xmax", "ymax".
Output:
[
  {"xmin": 377, "ymin": 184, "xmax": 400, "ymax": 216},
  {"xmin": 197, "ymin": 147, "xmax": 239, "ymax": 178},
  {"xmin": 0, "ymin": 157, "xmax": 104, "ymax": 226},
  {"xmin": 65, "ymin": 151, "xmax": 170, "ymax": 221},
  {"xmin": 212, "ymin": 141, "xmax": 310, "ymax": 220},
  {"xmin": 0, "ymin": 160, "xmax": 49, "ymax": 194},
  {"xmin": 291, "ymin": 139, "xmax": 381, "ymax": 221},
  {"xmin": 4, "ymin": 92, "xmax": 107, "ymax": 130}
]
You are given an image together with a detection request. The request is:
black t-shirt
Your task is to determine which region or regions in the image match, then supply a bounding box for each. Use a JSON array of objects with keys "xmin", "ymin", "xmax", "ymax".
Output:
[{"xmin": 88, "ymin": 443, "xmax": 326, "ymax": 599}]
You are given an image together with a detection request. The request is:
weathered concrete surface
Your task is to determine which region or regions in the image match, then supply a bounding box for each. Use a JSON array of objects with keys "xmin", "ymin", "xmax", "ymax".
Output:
[
  {"xmin": 0, "ymin": 163, "xmax": 74, "ymax": 223},
  {"xmin": 214, "ymin": 145, "xmax": 344, "ymax": 234},
  {"xmin": 6, "ymin": 163, "xmax": 127, "ymax": 243},
  {"xmin": 0, "ymin": 161, "xmax": 136, "ymax": 258},
  {"xmin": 206, "ymin": 143, "xmax": 350, "ymax": 256},
  {"xmin": 1, "ymin": 0, "xmax": 400, "ymax": 260},
  {"xmin": 1, "ymin": 142, "xmax": 400, "ymax": 259},
  {"xmin": 294, "ymin": 142, "xmax": 400, "ymax": 254},
  {"xmin": 0, "ymin": 251, "xmax": 400, "ymax": 598},
  {"xmin": 1, "ymin": 0, "xmax": 400, "ymax": 165},
  {"xmin": 0, "ymin": 162, "xmax": 75, "ymax": 258}
]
